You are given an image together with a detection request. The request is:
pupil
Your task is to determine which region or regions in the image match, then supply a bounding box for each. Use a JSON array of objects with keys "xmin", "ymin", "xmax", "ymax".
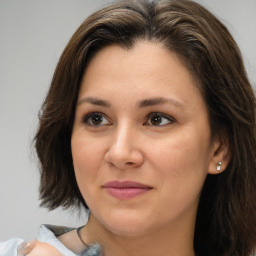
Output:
[
  {"xmin": 92, "ymin": 115, "xmax": 103, "ymax": 125},
  {"xmin": 151, "ymin": 116, "xmax": 161, "ymax": 125}
]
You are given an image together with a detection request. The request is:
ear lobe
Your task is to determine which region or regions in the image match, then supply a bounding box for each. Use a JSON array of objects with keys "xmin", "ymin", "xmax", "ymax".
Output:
[{"xmin": 207, "ymin": 137, "xmax": 231, "ymax": 175}]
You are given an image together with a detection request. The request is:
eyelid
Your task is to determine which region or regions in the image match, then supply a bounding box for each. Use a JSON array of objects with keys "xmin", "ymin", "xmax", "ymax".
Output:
[
  {"xmin": 81, "ymin": 111, "xmax": 175, "ymax": 127},
  {"xmin": 82, "ymin": 112, "xmax": 111, "ymax": 126},
  {"xmin": 145, "ymin": 112, "xmax": 175, "ymax": 126}
]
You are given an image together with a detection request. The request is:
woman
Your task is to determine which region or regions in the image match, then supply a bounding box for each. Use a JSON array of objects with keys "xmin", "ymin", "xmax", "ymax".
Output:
[{"xmin": 2, "ymin": 0, "xmax": 256, "ymax": 255}]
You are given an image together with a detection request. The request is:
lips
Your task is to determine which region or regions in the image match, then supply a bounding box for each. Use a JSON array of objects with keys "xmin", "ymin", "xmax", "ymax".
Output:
[{"xmin": 102, "ymin": 181, "xmax": 153, "ymax": 200}]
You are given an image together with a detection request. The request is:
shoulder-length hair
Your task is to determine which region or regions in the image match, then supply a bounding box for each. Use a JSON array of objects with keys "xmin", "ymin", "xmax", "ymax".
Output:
[{"xmin": 35, "ymin": 0, "xmax": 256, "ymax": 255}]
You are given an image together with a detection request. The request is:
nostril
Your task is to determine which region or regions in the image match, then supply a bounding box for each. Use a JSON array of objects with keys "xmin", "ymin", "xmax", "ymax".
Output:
[
  {"xmin": 104, "ymin": 149, "xmax": 144, "ymax": 169},
  {"xmin": 126, "ymin": 162, "xmax": 134, "ymax": 165}
]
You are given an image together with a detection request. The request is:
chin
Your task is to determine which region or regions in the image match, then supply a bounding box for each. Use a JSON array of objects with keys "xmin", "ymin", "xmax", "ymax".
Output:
[{"xmin": 101, "ymin": 213, "xmax": 153, "ymax": 237}]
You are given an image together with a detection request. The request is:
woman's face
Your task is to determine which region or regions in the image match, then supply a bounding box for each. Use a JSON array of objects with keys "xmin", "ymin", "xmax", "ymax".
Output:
[{"xmin": 71, "ymin": 41, "xmax": 219, "ymax": 237}]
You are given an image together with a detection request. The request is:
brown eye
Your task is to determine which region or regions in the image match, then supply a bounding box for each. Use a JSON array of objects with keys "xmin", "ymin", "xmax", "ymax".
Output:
[
  {"xmin": 146, "ymin": 113, "xmax": 174, "ymax": 126},
  {"xmin": 83, "ymin": 113, "xmax": 110, "ymax": 126},
  {"xmin": 150, "ymin": 115, "xmax": 162, "ymax": 126},
  {"xmin": 91, "ymin": 114, "xmax": 103, "ymax": 125}
]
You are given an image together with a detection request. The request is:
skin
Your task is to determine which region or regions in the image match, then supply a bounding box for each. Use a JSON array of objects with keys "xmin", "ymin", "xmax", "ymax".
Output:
[
  {"xmin": 70, "ymin": 41, "xmax": 230, "ymax": 256},
  {"xmin": 24, "ymin": 41, "xmax": 229, "ymax": 256},
  {"xmin": 17, "ymin": 241, "xmax": 62, "ymax": 256}
]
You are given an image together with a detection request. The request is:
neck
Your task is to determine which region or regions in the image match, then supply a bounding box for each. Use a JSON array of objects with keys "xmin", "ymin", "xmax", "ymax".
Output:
[{"xmin": 81, "ymin": 214, "xmax": 196, "ymax": 256}]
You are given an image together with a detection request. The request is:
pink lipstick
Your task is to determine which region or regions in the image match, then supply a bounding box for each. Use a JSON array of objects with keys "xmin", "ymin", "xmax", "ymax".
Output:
[{"xmin": 102, "ymin": 181, "xmax": 152, "ymax": 200}]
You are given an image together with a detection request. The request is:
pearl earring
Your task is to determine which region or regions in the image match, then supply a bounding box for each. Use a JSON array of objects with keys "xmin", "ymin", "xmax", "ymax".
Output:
[{"xmin": 216, "ymin": 161, "xmax": 222, "ymax": 171}]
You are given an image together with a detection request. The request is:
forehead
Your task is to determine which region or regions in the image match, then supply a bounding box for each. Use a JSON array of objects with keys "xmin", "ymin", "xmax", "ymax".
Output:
[{"xmin": 79, "ymin": 41, "xmax": 200, "ymax": 99}]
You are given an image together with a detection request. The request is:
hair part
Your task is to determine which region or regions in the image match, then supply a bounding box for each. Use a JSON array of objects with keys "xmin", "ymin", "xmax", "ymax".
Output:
[{"xmin": 34, "ymin": 1, "xmax": 256, "ymax": 255}]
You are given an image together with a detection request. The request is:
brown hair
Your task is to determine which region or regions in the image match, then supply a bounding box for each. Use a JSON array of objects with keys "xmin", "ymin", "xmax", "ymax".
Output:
[{"xmin": 35, "ymin": 0, "xmax": 256, "ymax": 255}]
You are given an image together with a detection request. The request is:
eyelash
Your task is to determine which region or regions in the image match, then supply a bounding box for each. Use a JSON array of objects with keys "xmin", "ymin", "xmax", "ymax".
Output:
[
  {"xmin": 82, "ymin": 112, "xmax": 110, "ymax": 127},
  {"xmin": 145, "ymin": 112, "xmax": 175, "ymax": 126},
  {"xmin": 82, "ymin": 112, "xmax": 175, "ymax": 127}
]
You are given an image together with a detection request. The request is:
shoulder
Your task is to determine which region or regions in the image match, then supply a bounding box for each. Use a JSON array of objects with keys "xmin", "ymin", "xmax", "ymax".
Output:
[
  {"xmin": 38, "ymin": 224, "xmax": 102, "ymax": 256},
  {"xmin": 0, "ymin": 237, "xmax": 24, "ymax": 256},
  {"xmin": 38, "ymin": 224, "xmax": 75, "ymax": 241},
  {"xmin": 37, "ymin": 224, "xmax": 78, "ymax": 256},
  {"xmin": 0, "ymin": 225, "xmax": 77, "ymax": 256}
]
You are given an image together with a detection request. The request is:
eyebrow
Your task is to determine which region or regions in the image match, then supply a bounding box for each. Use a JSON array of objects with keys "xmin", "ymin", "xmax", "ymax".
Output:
[
  {"xmin": 77, "ymin": 96, "xmax": 184, "ymax": 109},
  {"xmin": 138, "ymin": 97, "xmax": 185, "ymax": 109},
  {"xmin": 77, "ymin": 97, "xmax": 111, "ymax": 108}
]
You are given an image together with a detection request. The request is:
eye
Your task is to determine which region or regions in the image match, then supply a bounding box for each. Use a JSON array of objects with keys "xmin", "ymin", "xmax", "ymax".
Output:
[
  {"xmin": 82, "ymin": 112, "xmax": 110, "ymax": 126},
  {"xmin": 145, "ymin": 113, "xmax": 174, "ymax": 126}
]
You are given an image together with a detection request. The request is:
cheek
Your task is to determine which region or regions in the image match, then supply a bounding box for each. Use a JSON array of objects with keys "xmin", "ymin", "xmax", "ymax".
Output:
[
  {"xmin": 71, "ymin": 135, "xmax": 105, "ymax": 190},
  {"xmin": 150, "ymin": 131, "xmax": 211, "ymax": 172},
  {"xmin": 147, "ymin": 128, "xmax": 212, "ymax": 206},
  {"xmin": 151, "ymin": 133, "xmax": 210, "ymax": 210}
]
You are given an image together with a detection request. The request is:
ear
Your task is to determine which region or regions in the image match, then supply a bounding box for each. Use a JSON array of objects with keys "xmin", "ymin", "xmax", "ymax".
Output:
[{"xmin": 207, "ymin": 135, "xmax": 231, "ymax": 175}]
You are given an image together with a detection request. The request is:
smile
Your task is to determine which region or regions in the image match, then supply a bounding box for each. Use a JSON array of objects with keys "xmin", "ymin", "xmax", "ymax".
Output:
[{"xmin": 102, "ymin": 181, "xmax": 153, "ymax": 200}]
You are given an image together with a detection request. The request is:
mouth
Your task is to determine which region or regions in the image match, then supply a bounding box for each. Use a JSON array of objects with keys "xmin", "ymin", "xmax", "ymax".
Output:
[{"xmin": 102, "ymin": 181, "xmax": 153, "ymax": 200}]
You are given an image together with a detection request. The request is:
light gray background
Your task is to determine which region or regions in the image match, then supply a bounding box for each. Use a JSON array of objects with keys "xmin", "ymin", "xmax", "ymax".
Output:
[{"xmin": 0, "ymin": 0, "xmax": 255, "ymax": 241}]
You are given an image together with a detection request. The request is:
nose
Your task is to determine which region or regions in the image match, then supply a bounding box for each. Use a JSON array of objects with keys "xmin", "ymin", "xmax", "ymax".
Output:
[{"xmin": 104, "ymin": 125, "xmax": 144, "ymax": 169}]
